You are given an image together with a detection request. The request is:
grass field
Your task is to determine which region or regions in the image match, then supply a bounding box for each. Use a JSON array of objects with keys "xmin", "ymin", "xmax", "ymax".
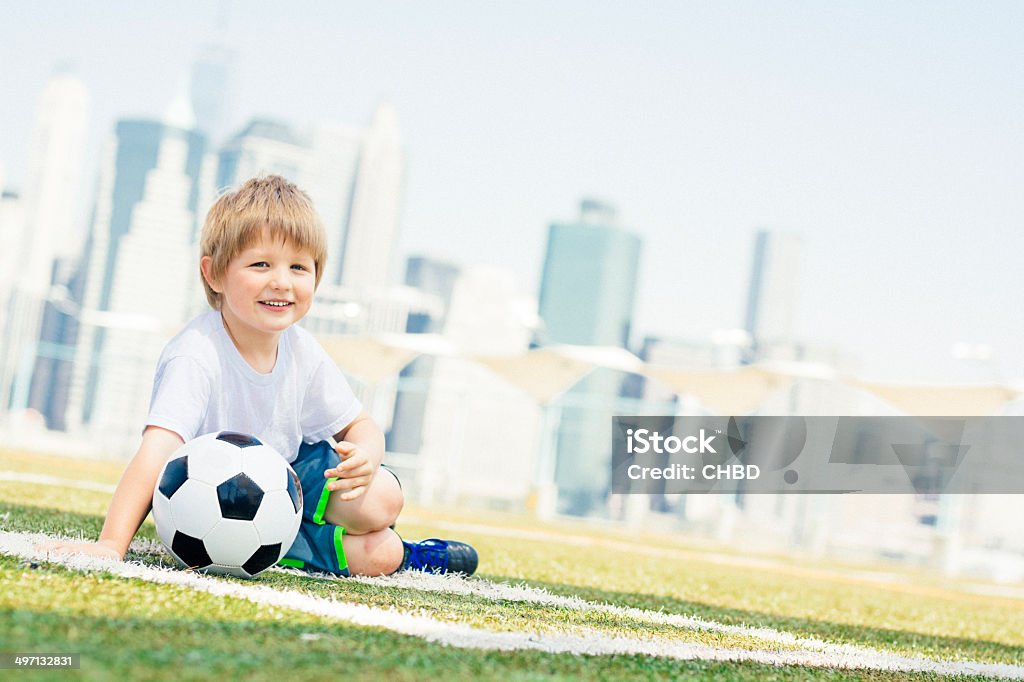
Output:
[{"xmin": 1, "ymin": 447, "xmax": 1023, "ymax": 681}]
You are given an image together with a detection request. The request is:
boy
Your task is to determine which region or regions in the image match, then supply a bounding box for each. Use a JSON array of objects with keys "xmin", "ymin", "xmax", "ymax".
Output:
[{"xmin": 42, "ymin": 175, "xmax": 477, "ymax": 577}]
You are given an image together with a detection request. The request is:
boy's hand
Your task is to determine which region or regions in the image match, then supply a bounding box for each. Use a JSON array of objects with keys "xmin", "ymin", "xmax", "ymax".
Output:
[
  {"xmin": 35, "ymin": 539, "xmax": 123, "ymax": 561},
  {"xmin": 324, "ymin": 440, "xmax": 375, "ymax": 501}
]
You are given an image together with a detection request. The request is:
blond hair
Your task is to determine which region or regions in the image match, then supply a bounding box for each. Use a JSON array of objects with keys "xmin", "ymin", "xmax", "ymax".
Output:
[{"xmin": 200, "ymin": 175, "xmax": 327, "ymax": 309}]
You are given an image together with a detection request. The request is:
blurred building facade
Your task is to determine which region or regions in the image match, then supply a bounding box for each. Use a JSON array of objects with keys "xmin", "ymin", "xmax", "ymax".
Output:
[
  {"xmin": 538, "ymin": 199, "xmax": 641, "ymax": 347},
  {"xmin": 65, "ymin": 108, "xmax": 213, "ymax": 451},
  {"xmin": 189, "ymin": 44, "xmax": 234, "ymax": 147},
  {"xmin": 414, "ymin": 266, "xmax": 540, "ymax": 507},
  {"xmin": 387, "ymin": 255, "xmax": 462, "ymax": 456},
  {"xmin": 0, "ymin": 187, "xmax": 25, "ymax": 410},
  {"xmin": 337, "ymin": 103, "xmax": 405, "ymax": 293},
  {"xmin": 537, "ymin": 199, "xmax": 642, "ymax": 515},
  {"xmin": 0, "ymin": 71, "xmax": 89, "ymax": 424},
  {"xmin": 744, "ymin": 229, "xmax": 802, "ymax": 361}
]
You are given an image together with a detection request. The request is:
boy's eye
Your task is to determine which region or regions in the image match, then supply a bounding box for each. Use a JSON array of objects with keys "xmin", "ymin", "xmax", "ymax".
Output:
[
  {"xmin": 291, "ymin": 264, "xmax": 309, "ymax": 271},
  {"xmin": 250, "ymin": 261, "xmax": 269, "ymax": 268}
]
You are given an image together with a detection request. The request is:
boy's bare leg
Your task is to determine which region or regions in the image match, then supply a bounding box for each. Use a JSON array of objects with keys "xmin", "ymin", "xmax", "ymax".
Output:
[
  {"xmin": 341, "ymin": 527, "xmax": 404, "ymax": 576},
  {"xmin": 319, "ymin": 464, "xmax": 405, "ymax": 576},
  {"xmin": 323, "ymin": 467, "xmax": 405, "ymax": 575},
  {"xmin": 324, "ymin": 467, "xmax": 403, "ymax": 535},
  {"xmin": 324, "ymin": 470, "xmax": 478, "ymax": 577}
]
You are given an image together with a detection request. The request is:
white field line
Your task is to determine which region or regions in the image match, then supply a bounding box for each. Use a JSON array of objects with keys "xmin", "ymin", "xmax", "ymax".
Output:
[
  {"xmin": 2, "ymin": 531, "xmax": 1022, "ymax": 679},
  {"xmin": 345, "ymin": 570, "xmax": 1024, "ymax": 671},
  {"xmin": 343, "ymin": 571, "xmax": 906, "ymax": 654}
]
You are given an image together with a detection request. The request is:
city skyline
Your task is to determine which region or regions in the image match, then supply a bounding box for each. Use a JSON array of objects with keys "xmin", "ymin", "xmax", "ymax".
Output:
[{"xmin": 2, "ymin": 2, "xmax": 1022, "ymax": 383}]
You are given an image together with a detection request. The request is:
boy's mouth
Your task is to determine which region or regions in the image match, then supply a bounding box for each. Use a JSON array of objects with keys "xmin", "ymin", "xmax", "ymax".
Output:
[{"xmin": 260, "ymin": 300, "xmax": 293, "ymax": 308}]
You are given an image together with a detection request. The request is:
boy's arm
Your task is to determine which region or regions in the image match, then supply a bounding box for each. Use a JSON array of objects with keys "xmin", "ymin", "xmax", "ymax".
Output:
[
  {"xmin": 324, "ymin": 410, "xmax": 385, "ymax": 501},
  {"xmin": 39, "ymin": 426, "xmax": 184, "ymax": 560},
  {"xmin": 97, "ymin": 426, "xmax": 185, "ymax": 557}
]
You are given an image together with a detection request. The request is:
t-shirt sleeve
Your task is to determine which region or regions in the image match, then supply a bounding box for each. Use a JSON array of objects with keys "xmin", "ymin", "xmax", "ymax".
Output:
[
  {"xmin": 146, "ymin": 356, "xmax": 212, "ymax": 443},
  {"xmin": 301, "ymin": 344, "xmax": 363, "ymax": 443}
]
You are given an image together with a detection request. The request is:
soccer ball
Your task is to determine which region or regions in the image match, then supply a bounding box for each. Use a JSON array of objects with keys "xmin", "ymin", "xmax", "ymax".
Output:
[{"xmin": 151, "ymin": 431, "xmax": 303, "ymax": 578}]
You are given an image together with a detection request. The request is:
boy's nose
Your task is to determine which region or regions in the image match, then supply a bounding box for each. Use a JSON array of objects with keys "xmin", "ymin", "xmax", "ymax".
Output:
[{"xmin": 269, "ymin": 270, "xmax": 289, "ymax": 290}]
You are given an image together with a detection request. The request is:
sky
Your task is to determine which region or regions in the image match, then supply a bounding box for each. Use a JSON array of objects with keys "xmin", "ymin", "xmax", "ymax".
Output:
[{"xmin": 1, "ymin": 1, "xmax": 1022, "ymax": 384}]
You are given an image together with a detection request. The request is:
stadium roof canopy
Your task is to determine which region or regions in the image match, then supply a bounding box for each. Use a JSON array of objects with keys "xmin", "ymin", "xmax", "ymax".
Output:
[{"xmin": 316, "ymin": 333, "xmax": 1022, "ymax": 416}]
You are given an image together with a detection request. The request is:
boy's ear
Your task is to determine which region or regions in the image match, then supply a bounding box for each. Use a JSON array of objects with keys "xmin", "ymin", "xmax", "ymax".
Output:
[{"xmin": 200, "ymin": 256, "xmax": 222, "ymax": 293}]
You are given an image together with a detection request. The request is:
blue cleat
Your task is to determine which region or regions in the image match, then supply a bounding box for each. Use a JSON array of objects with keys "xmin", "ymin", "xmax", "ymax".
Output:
[{"xmin": 401, "ymin": 538, "xmax": 478, "ymax": 576}]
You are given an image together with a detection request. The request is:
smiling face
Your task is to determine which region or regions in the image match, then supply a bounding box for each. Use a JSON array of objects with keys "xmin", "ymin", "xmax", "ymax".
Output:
[{"xmin": 202, "ymin": 231, "xmax": 317, "ymax": 349}]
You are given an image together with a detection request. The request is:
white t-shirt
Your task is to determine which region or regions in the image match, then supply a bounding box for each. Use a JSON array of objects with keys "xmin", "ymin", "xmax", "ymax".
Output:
[{"xmin": 146, "ymin": 310, "xmax": 362, "ymax": 462}]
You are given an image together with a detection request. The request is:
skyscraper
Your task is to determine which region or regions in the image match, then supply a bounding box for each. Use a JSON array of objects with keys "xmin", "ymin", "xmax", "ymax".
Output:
[
  {"xmin": 0, "ymin": 186, "xmax": 25, "ymax": 314},
  {"xmin": 744, "ymin": 230, "xmax": 802, "ymax": 355},
  {"xmin": 387, "ymin": 255, "xmax": 462, "ymax": 455},
  {"xmin": 538, "ymin": 199, "xmax": 641, "ymax": 348},
  {"xmin": 537, "ymin": 200, "xmax": 642, "ymax": 515},
  {"xmin": 0, "ymin": 70, "xmax": 88, "ymax": 415},
  {"xmin": 402, "ymin": 256, "xmax": 462, "ymax": 334},
  {"xmin": 216, "ymin": 119, "xmax": 309, "ymax": 189},
  {"xmin": 337, "ymin": 103, "xmax": 406, "ymax": 292},
  {"xmin": 26, "ymin": 263, "xmax": 84, "ymax": 432},
  {"xmin": 0, "ymin": 187, "xmax": 25, "ymax": 410},
  {"xmin": 307, "ymin": 124, "xmax": 362, "ymax": 287},
  {"xmin": 20, "ymin": 70, "xmax": 90, "ymax": 272},
  {"xmin": 189, "ymin": 44, "xmax": 234, "ymax": 146},
  {"xmin": 0, "ymin": 189, "xmax": 23, "ymax": 283},
  {"xmin": 65, "ymin": 103, "xmax": 212, "ymax": 450}
]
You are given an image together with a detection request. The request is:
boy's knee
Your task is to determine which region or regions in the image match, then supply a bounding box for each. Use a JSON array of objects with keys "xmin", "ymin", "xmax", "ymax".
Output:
[
  {"xmin": 344, "ymin": 528, "xmax": 403, "ymax": 576},
  {"xmin": 382, "ymin": 477, "xmax": 404, "ymax": 523},
  {"xmin": 325, "ymin": 469, "xmax": 404, "ymax": 534},
  {"xmin": 365, "ymin": 469, "xmax": 404, "ymax": 526}
]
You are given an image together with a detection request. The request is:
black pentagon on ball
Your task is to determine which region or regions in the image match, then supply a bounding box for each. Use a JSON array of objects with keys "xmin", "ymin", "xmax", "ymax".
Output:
[
  {"xmin": 216, "ymin": 431, "xmax": 263, "ymax": 448},
  {"xmin": 286, "ymin": 469, "xmax": 302, "ymax": 513},
  {"xmin": 158, "ymin": 456, "xmax": 189, "ymax": 498},
  {"xmin": 242, "ymin": 543, "xmax": 282, "ymax": 576},
  {"xmin": 171, "ymin": 531, "xmax": 212, "ymax": 569},
  {"xmin": 217, "ymin": 472, "xmax": 264, "ymax": 521}
]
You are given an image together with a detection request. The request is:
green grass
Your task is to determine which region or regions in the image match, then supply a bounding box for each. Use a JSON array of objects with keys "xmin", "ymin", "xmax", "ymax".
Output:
[
  {"xmin": 0, "ymin": 502, "xmax": 798, "ymax": 655},
  {"xmin": 0, "ymin": 553, "xmax": 975, "ymax": 682},
  {"xmin": 1, "ymin": 447, "xmax": 1021, "ymax": 680}
]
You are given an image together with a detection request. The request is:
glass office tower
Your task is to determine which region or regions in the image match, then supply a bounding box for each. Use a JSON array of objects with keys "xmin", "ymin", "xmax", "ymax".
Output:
[{"xmin": 538, "ymin": 200, "xmax": 641, "ymax": 515}]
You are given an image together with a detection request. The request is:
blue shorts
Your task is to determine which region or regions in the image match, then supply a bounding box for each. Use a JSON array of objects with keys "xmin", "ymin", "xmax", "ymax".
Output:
[{"xmin": 278, "ymin": 440, "xmax": 400, "ymax": 577}]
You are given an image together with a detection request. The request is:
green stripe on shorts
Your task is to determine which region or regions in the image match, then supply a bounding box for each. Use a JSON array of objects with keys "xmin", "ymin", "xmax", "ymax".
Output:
[
  {"xmin": 313, "ymin": 477, "xmax": 336, "ymax": 525},
  {"xmin": 334, "ymin": 525, "xmax": 348, "ymax": 573},
  {"xmin": 278, "ymin": 557, "xmax": 304, "ymax": 569}
]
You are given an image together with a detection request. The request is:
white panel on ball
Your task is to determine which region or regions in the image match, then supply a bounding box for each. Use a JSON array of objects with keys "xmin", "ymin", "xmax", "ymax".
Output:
[
  {"xmin": 208, "ymin": 564, "xmax": 252, "ymax": 579},
  {"xmin": 152, "ymin": 492, "xmax": 175, "ymax": 550},
  {"xmin": 252, "ymin": 489, "xmax": 302, "ymax": 545},
  {"xmin": 241, "ymin": 447, "xmax": 288, "ymax": 492},
  {"xmin": 188, "ymin": 446, "xmax": 243, "ymax": 486},
  {"xmin": 168, "ymin": 479, "xmax": 222, "ymax": 538},
  {"xmin": 204, "ymin": 518, "xmax": 261, "ymax": 566}
]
